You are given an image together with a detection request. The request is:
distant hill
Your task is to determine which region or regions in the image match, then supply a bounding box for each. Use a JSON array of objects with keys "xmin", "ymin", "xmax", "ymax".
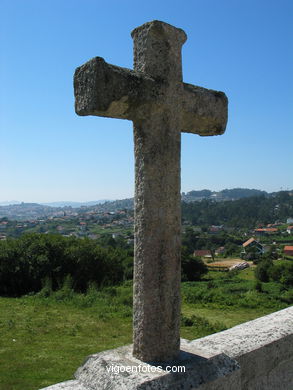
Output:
[
  {"xmin": 182, "ymin": 188, "xmax": 268, "ymax": 202},
  {"xmin": 0, "ymin": 199, "xmax": 134, "ymax": 220},
  {"xmin": 0, "ymin": 200, "xmax": 21, "ymax": 206},
  {"xmin": 0, "ymin": 202, "xmax": 56, "ymax": 220},
  {"xmin": 41, "ymin": 200, "xmax": 109, "ymax": 208},
  {"xmin": 182, "ymin": 191, "xmax": 293, "ymax": 228},
  {"xmin": 1, "ymin": 189, "xmax": 292, "ymax": 221}
]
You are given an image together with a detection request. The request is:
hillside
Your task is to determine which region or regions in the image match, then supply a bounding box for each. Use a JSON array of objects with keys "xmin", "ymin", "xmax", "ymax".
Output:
[
  {"xmin": 0, "ymin": 189, "xmax": 292, "ymax": 222},
  {"xmin": 181, "ymin": 188, "xmax": 268, "ymax": 202},
  {"xmin": 182, "ymin": 191, "xmax": 293, "ymax": 228}
]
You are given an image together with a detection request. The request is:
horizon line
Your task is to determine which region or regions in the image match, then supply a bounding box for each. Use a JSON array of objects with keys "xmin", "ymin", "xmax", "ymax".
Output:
[{"xmin": 1, "ymin": 187, "xmax": 293, "ymax": 205}]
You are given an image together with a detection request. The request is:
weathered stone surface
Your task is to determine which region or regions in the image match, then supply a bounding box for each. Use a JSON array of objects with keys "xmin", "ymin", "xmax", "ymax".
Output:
[
  {"xmin": 181, "ymin": 84, "xmax": 228, "ymax": 135},
  {"xmin": 186, "ymin": 306, "xmax": 293, "ymax": 390},
  {"xmin": 74, "ymin": 59, "xmax": 228, "ymax": 135},
  {"xmin": 74, "ymin": 57, "xmax": 155, "ymax": 119},
  {"xmin": 40, "ymin": 380, "xmax": 90, "ymax": 390},
  {"xmin": 131, "ymin": 21, "xmax": 184, "ymax": 363},
  {"xmin": 186, "ymin": 306, "xmax": 293, "ymax": 358},
  {"xmin": 74, "ymin": 20, "xmax": 228, "ymax": 362},
  {"xmin": 40, "ymin": 344, "xmax": 239, "ymax": 390},
  {"xmin": 73, "ymin": 341, "xmax": 239, "ymax": 390}
]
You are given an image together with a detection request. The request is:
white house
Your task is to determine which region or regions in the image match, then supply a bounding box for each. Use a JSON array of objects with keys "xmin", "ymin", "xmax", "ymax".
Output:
[{"xmin": 287, "ymin": 226, "xmax": 293, "ymax": 235}]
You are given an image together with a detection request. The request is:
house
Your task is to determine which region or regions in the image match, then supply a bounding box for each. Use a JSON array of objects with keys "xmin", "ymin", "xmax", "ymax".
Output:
[
  {"xmin": 242, "ymin": 238, "xmax": 264, "ymax": 254},
  {"xmin": 254, "ymin": 228, "xmax": 278, "ymax": 236},
  {"xmin": 284, "ymin": 246, "xmax": 293, "ymax": 256},
  {"xmin": 79, "ymin": 222, "xmax": 87, "ymax": 231},
  {"xmin": 194, "ymin": 250, "xmax": 212, "ymax": 258},
  {"xmin": 287, "ymin": 218, "xmax": 293, "ymax": 224},
  {"xmin": 209, "ymin": 225, "xmax": 224, "ymax": 234},
  {"xmin": 266, "ymin": 228, "xmax": 279, "ymax": 234},
  {"xmin": 286, "ymin": 226, "xmax": 293, "ymax": 235}
]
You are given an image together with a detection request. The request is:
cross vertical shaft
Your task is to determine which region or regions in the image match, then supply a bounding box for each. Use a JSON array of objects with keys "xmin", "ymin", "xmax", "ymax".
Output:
[
  {"xmin": 133, "ymin": 113, "xmax": 181, "ymax": 361},
  {"xmin": 131, "ymin": 22, "xmax": 186, "ymax": 361}
]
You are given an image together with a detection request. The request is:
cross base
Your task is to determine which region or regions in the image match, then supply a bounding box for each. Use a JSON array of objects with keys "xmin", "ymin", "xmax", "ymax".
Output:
[{"xmin": 40, "ymin": 339, "xmax": 239, "ymax": 390}]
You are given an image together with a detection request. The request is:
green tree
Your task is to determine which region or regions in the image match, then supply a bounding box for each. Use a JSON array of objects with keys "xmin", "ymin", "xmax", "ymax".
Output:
[
  {"xmin": 181, "ymin": 254, "xmax": 208, "ymax": 281},
  {"xmin": 255, "ymin": 259, "xmax": 273, "ymax": 282}
]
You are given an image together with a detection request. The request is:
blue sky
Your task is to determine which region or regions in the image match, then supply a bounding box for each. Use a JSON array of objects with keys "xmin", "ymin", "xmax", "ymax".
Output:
[{"xmin": 1, "ymin": 0, "xmax": 292, "ymax": 202}]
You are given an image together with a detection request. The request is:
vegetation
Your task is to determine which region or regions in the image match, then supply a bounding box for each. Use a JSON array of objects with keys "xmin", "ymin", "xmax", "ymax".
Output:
[
  {"xmin": 181, "ymin": 254, "xmax": 208, "ymax": 281},
  {"xmin": 0, "ymin": 234, "xmax": 132, "ymax": 296},
  {"xmin": 255, "ymin": 259, "xmax": 293, "ymax": 288},
  {"xmin": 182, "ymin": 226, "xmax": 243, "ymax": 258},
  {"xmin": 182, "ymin": 191, "xmax": 293, "ymax": 228},
  {"xmin": 1, "ymin": 267, "xmax": 291, "ymax": 390},
  {"xmin": 0, "ymin": 284, "xmax": 133, "ymax": 390},
  {"xmin": 182, "ymin": 188, "xmax": 268, "ymax": 202},
  {"xmin": 0, "ymin": 234, "xmax": 207, "ymax": 297}
]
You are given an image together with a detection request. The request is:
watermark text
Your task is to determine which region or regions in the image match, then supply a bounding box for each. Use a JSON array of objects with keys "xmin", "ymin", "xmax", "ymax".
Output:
[{"xmin": 106, "ymin": 364, "xmax": 185, "ymax": 375}]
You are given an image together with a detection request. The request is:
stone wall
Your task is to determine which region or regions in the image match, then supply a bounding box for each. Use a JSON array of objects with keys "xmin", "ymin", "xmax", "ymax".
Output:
[
  {"xmin": 186, "ymin": 306, "xmax": 293, "ymax": 389},
  {"xmin": 41, "ymin": 306, "xmax": 293, "ymax": 390}
]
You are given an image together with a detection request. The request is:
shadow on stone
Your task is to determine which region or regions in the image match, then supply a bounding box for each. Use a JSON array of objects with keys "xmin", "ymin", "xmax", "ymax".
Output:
[{"xmin": 73, "ymin": 341, "xmax": 240, "ymax": 390}]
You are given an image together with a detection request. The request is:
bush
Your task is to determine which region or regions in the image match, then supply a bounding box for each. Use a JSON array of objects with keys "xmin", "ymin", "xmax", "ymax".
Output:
[
  {"xmin": 0, "ymin": 234, "xmax": 129, "ymax": 296},
  {"xmin": 181, "ymin": 315, "xmax": 194, "ymax": 327},
  {"xmin": 181, "ymin": 255, "xmax": 208, "ymax": 281},
  {"xmin": 54, "ymin": 275, "xmax": 75, "ymax": 301},
  {"xmin": 255, "ymin": 259, "xmax": 293, "ymax": 286},
  {"xmin": 280, "ymin": 289, "xmax": 293, "ymax": 304},
  {"xmin": 181, "ymin": 313, "xmax": 226, "ymax": 333},
  {"xmin": 254, "ymin": 280, "xmax": 263, "ymax": 293},
  {"xmin": 37, "ymin": 277, "xmax": 53, "ymax": 298},
  {"xmin": 255, "ymin": 259, "xmax": 273, "ymax": 282},
  {"xmin": 277, "ymin": 263, "xmax": 293, "ymax": 286}
]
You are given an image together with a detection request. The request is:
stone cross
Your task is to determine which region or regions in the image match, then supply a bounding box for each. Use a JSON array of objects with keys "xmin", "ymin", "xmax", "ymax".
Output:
[{"xmin": 74, "ymin": 20, "xmax": 228, "ymax": 362}]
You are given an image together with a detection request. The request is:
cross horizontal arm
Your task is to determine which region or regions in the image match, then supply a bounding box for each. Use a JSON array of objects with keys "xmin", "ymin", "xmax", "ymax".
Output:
[
  {"xmin": 181, "ymin": 83, "xmax": 228, "ymax": 136},
  {"xmin": 74, "ymin": 57, "xmax": 154, "ymax": 120},
  {"xmin": 74, "ymin": 57, "xmax": 228, "ymax": 136}
]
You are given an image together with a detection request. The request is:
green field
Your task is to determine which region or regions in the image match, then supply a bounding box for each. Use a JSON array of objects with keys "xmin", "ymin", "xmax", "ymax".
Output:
[{"xmin": 0, "ymin": 269, "xmax": 291, "ymax": 390}]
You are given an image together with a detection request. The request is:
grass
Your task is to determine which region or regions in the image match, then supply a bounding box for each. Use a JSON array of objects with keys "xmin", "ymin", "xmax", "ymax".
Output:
[
  {"xmin": 0, "ymin": 270, "xmax": 292, "ymax": 390},
  {"xmin": 0, "ymin": 287, "xmax": 133, "ymax": 390}
]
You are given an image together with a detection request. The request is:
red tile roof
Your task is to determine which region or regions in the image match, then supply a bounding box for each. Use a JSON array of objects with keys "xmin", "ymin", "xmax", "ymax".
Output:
[
  {"xmin": 284, "ymin": 246, "xmax": 293, "ymax": 251},
  {"xmin": 243, "ymin": 238, "xmax": 256, "ymax": 247},
  {"xmin": 254, "ymin": 228, "xmax": 278, "ymax": 232}
]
